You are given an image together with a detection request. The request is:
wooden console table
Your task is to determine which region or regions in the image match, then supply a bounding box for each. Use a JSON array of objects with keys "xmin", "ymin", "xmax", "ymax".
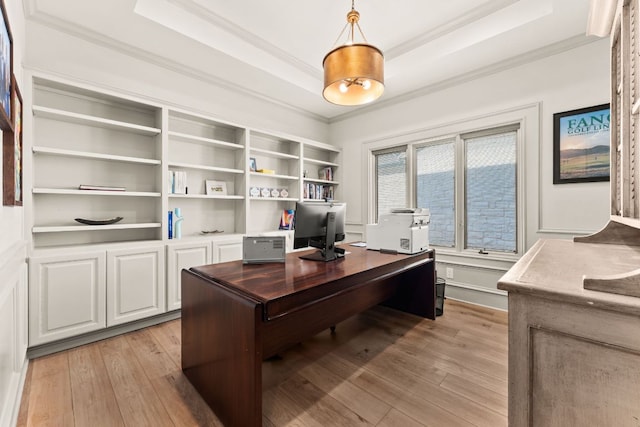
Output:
[{"xmin": 181, "ymin": 246, "xmax": 435, "ymax": 426}]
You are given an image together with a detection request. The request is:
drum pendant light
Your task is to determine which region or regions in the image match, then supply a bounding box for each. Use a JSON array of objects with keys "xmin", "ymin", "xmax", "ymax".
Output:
[{"xmin": 322, "ymin": 0, "xmax": 384, "ymax": 106}]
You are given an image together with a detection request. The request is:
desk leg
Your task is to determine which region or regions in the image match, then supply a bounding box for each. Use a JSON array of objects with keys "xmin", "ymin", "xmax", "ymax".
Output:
[{"xmin": 181, "ymin": 270, "xmax": 263, "ymax": 427}]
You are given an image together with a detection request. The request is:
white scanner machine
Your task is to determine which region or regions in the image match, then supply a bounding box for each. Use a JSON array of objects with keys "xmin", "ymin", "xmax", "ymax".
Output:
[{"xmin": 366, "ymin": 208, "xmax": 430, "ymax": 254}]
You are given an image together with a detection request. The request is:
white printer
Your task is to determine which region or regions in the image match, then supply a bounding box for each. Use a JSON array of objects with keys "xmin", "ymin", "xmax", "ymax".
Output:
[{"xmin": 366, "ymin": 208, "xmax": 430, "ymax": 254}]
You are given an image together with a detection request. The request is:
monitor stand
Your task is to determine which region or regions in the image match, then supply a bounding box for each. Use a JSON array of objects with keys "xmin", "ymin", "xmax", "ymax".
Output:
[
  {"xmin": 299, "ymin": 246, "xmax": 345, "ymax": 262},
  {"xmin": 299, "ymin": 212, "xmax": 345, "ymax": 262}
]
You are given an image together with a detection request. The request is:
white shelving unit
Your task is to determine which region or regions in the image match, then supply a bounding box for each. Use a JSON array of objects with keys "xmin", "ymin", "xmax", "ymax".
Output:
[
  {"xmin": 31, "ymin": 76, "xmax": 163, "ymax": 249},
  {"xmin": 167, "ymin": 108, "xmax": 247, "ymax": 239},
  {"xmin": 247, "ymin": 130, "xmax": 302, "ymax": 233},
  {"xmin": 26, "ymin": 73, "xmax": 342, "ymax": 346},
  {"xmin": 302, "ymin": 143, "xmax": 340, "ymax": 202}
]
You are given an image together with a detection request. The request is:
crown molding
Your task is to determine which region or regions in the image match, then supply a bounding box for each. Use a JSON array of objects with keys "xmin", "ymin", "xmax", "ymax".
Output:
[
  {"xmin": 25, "ymin": 8, "xmax": 329, "ymax": 124},
  {"xmin": 385, "ymin": 0, "xmax": 518, "ymax": 59},
  {"xmin": 329, "ymin": 34, "xmax": 602, "ymax": 124}
]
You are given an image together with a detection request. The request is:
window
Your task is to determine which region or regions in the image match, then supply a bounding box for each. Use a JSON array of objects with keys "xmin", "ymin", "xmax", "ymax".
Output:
[
  {"xmin": 374, "ymin": 147, "xmax": 407, "ymax": 220},
  {"xmin": 416, "ymin": 141, "xmax": 455, "ymax": 247},
  {"xmin": 373, "ymin": 125, "xmax": 520, "ymax": 255},
  {"xmin": 464, "ymin": 129, "xmax": 517, "ymax": 253}
]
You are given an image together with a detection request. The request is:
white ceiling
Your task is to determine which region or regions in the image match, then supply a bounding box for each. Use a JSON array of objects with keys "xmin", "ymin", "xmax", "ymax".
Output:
[{"xmin": 25, "ymin": 0, "xmax": 598, "ymax": 121}]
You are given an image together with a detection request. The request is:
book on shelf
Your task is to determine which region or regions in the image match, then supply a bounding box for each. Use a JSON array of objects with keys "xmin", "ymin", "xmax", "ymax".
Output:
[
  {"xmin": 79, "ymin": 184, "xmax": 126, "ymax": 191},
  {"xmin": 169, "ymin": 170, "xmax": 188, "ymax": 194},
  {"xmin": 318, "ymin": 167, "xmax": 333, "ymax": 181},
  {"xmin": 304, "ymin": 183, "xmax": 334, "ymax": 200},
  {"xmin": 257, "ymin": 168, "xmax": 275, "ymax": 174}
]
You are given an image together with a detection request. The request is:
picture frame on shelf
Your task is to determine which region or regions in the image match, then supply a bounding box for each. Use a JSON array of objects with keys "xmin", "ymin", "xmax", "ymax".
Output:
[
  {"xmin": 0, "ymin": 0, "xmax": 12, "ymax": 131},
  {"xmin": 205, "ymin": 180, "xmax": 227, "ymax": 196},
  {"xmin": 3, "ymin": 75, "xmax": 21, "ymax": 206},
  {"xmin": 553, "ymin": 103, "xmax": 610, "ymax": 184},
  {"xmin": 249, "ymin": 157, "xmax": 257, "ymax": 172}
]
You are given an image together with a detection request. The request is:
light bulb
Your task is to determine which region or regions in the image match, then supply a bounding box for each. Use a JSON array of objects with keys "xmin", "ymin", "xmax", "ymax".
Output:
[
  {"xmin": 362, "ymin": 79, "xmax": 371, "ymax": 90},
  {"xmin": 339, "ymin": 82, "xmax": 348, "ymax": 93}
]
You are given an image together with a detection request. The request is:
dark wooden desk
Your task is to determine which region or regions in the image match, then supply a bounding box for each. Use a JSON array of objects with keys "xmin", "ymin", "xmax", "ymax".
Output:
[{"xmin": 181, "ymin": 246, "xmax": 435, "ymax": 426}]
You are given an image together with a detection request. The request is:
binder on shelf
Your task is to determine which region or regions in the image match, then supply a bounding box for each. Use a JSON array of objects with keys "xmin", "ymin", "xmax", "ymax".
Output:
[{"xmin": 168, "ymin": 210, "xmax": 173, "ymax": 239}]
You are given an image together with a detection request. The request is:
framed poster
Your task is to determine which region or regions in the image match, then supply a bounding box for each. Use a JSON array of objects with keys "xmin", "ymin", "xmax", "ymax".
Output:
[
  {"xmin": 3, "ymin": 75, "xmax": 21, "ymax": 205},
  {"xmin": 0, "ymin": 0, "xmax": 11, "ymax": 131},
  {"xmin": 553, "ymin": 103, "xmax": 610, "ymax": 184}
]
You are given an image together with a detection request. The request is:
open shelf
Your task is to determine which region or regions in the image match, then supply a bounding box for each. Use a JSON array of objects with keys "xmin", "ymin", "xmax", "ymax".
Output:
[
  {"xmin": 33, "ymin": 105, "xmax": 161, "ymax": 136},
  {"xmin": 33, "ymin": 222, "xmax": 162, "ymax": 233},
  {"xmin": 168, "ymin": 194, "xmax": 244, "ymax": 200},
  {"xmin": 168, "ymin": 131, "xmax": 244, "ymax": 150},
  {"xmin": 33, "ymin": 147, "xmax": 161, "ymax": 165},
  {"xmin": 32, "ymin": 188, "xmax": 161, "ymax": 197},
  {"xmin": 250, "ymin": 147, "xmax": 299, "ymax": 160},
  {"xmin": 250, "ymin": 171, "xmax": 298, "ymax": 181},
  {"xmin": 304, "ymin": 178, "xmax": 339, "ymax": 185},
  {"xmin": 303, "ymin": 157, "xmax": 339, "ymax": 167},
  {"xmin": 168, "ymin": 162, "xmax": 244, "ymax": 174},
  {"xmin": 250, "ymin": 197, "xmax": 299, "ymax": 202}
]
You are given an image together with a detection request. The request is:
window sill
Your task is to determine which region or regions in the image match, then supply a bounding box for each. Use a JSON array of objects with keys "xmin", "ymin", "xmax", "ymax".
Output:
[{"xmin": 432, "ymin": 247, "xmax": 520, "ymax": 271}]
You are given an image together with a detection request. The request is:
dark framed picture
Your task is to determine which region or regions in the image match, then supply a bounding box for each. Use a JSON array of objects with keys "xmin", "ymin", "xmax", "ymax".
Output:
[
  {"xmin": 553, "ymin": 103, "xmax": 610, "ymax": 184},
  {"xmin": 249, "ymin": 157, "xmax": 257, "ymax": 172},
  {"xmin": 0, "ymin": 0, "xmax": 12, "ymax": 131},
  {"xmin": 3, "ymin": 75, "xmax": 22, "ymax": 206}
]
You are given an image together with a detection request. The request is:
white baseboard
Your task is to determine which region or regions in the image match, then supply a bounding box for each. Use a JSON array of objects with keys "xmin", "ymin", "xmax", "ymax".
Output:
[
  {"xmin": 444, "ymin": 280, "xmax": 508, "ymax": 311},
  {"xmin": 27, "ymin": 310, "xmax": 182, "ymax": 359}
]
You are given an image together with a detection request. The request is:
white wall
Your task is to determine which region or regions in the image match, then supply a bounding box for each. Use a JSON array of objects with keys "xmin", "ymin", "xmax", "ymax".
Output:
[
  {"xmin": 0, "ymin": 1, "xmax": 28, "ymax": 425},
  {"xmin": 330, "ymin": 39, "xmax": 611, "ymax": 309}
]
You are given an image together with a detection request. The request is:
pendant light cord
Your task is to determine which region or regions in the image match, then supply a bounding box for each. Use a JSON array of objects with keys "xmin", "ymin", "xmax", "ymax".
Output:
[{"xmin": 329, "ymin": 0, "xmax": 369, "ymax": 48}]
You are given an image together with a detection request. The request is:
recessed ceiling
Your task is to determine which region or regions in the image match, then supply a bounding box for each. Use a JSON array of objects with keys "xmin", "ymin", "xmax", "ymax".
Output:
[{"xmin": 26, "ymin": 0, "xmax": 598, "ymax": 120}]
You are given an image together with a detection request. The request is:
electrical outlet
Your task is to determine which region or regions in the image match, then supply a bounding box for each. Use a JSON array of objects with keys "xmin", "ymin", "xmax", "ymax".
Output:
[{"xmin": 446, "ymin": 267, "xmax": 454, "ymax": 279}]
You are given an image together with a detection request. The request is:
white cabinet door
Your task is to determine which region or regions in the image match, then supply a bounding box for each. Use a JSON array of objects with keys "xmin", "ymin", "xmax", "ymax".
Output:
[
  {"xmin": 106, "ymin": 245, "xmax": 165, "ymax": 326},
  {"xmin": 212, "ymin": 236, "xmax": 243, "ymax": 263},
  {"xmin": 29, "ymin": 252, "xmax": 106, "ymax": 346},
  {"xmin": 166, "ymin": 241, "xmax": 211, "ymax": 311}
]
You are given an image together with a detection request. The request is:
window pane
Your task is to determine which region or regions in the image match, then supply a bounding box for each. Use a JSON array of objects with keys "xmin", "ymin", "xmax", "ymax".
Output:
[
  {"xmin": 465, "ymin": 131, "xmax": 516, "ymax": 252},
  {"xmin": 375, "ymin": 150, "xmax": 407, "ymax": 219},
  {"xmin": 416, "ymin": 142, "xmax": 455, "ymax": 247}
]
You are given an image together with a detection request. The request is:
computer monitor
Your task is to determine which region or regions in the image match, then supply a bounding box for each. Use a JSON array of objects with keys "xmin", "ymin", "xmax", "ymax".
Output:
[{"xmin": 293, "ymin": 201, "xmax": 346, "ymax": 262}]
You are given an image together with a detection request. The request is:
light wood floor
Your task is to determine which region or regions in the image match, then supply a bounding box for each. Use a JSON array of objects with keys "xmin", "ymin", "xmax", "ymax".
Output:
[{"xmin": 17, "ymin": 299, "xmax": 508, "ymax": 426}]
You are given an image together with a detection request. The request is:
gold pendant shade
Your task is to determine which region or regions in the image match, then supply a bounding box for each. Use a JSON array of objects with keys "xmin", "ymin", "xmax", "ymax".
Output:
[
  {"xmin": 322, "ymin": 2, "xmax": 384, "ymax": 106},
  {"xmin": 323, "ymin": 44, "xmax": 384, "ymax": 106}
]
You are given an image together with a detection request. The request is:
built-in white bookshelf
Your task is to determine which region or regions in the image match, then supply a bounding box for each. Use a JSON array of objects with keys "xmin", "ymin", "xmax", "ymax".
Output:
[
  {"xmin": 247, "ymin": 130, "xmax": 302, "ymax": 233},
  {"xmin": 302, "ymin": 143, "xmax": 340, "ymax": 202},
  {"xmin": 166, "ymin": 109, "xmax": 247, "ymax": 238},
  {"xmin": 29, "ymin": 75, "xmax": 342, "ymax": 249},
  {"xmin": 31, "ymin": 76, "xmax": 163, "ymax": 248},
  {"xmin": 26, "ymin": 73, "xmax": 343, "ymax": 346}
]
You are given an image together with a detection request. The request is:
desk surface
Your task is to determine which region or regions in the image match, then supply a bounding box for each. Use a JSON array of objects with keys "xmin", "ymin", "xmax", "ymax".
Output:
[{"xmin": 190, "ymin": 246, "xmax": 433, "ymax": 320}]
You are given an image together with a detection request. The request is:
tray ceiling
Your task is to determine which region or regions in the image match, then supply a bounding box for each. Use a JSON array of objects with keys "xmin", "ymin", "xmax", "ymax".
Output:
[{"xmin": 26, "ymin": 0, "xmax": 599, "ymax": 120}]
